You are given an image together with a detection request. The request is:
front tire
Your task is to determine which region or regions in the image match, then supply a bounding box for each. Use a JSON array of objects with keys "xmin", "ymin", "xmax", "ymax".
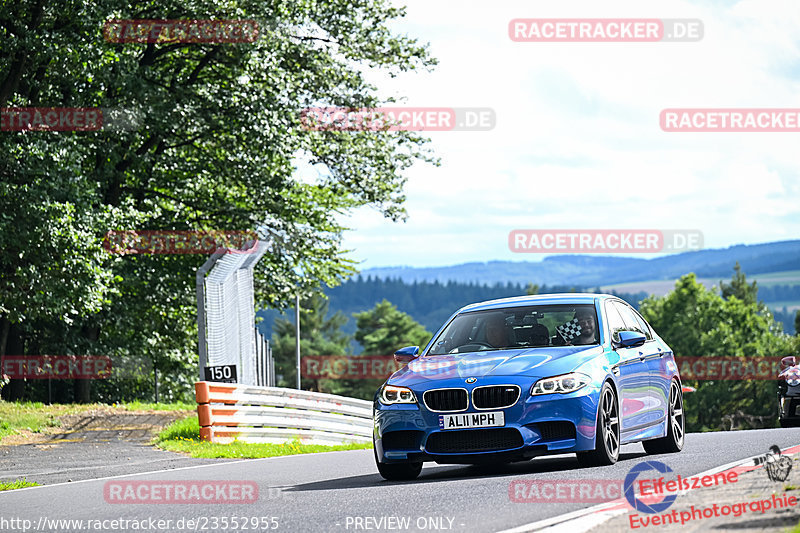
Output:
[
  {"xmin": 643, "ymin": 380, "xmax": 684, "ymax": 454},
  {"xmin": 374, "ymin": 440, "xmax": 422, "ymax": 481},
  {"xmin": 576, "ymin": 382, "xmax": 620, "ymax": 467}
]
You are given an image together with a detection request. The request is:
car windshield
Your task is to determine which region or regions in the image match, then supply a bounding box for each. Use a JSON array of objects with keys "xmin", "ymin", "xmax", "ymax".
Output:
[{"xmin": 427, "ymin": 304, "xmax": 599, "ymax": 355}]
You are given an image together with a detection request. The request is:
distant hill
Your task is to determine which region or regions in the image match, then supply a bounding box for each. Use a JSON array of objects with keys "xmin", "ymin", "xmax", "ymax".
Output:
[
  {"xmin": 361, "ymin": 240, "xmax": 800, "ymax": 287},
  {"xmin": 257, "ymin": 240, "xmax": 800, "ymax": 347},
  {"xmin": 257, "ymin": 278, "xmax": 647, "ymax": 351}
]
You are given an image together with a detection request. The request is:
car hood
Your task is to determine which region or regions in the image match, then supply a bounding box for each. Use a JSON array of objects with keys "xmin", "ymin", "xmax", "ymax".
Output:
[{"xmin": 388, "ymin": 345, "xmax": 605, "ymax": 387}]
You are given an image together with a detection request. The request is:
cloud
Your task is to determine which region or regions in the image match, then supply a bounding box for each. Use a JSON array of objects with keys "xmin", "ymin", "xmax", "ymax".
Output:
[{"xmin": 337, "ymin": 0, "xmax": 800, "ymax": 268}]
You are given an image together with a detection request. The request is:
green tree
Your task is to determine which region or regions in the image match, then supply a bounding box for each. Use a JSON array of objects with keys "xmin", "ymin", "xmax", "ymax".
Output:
[
  {"xmin": 795, "ymin": 310, "xmax": 800, "ymax": 336},
  {"xmin": 640, "ymin": 271, "xmax": 799, "ymax": 432},
  {"xmin": 525, "ymin": 283, "xmax": 539, "ymax": 295},
  {"xmin": 354, "ymin": 299, "xmax": 431, "ymax": 355},
  {"xmin": 270, "ymin": 292, "xmax": 351, "ymax": 389},
  {"xmin": 328, "ymin": 299, "xmax": 432, "ymax": 400},
  {"xmin": 720, "ymin": 262, "xmax": 758, "ymax": 306},
  {"xmin": 0, "ymin": 0, "xmax": 436, "ymax": 401}
]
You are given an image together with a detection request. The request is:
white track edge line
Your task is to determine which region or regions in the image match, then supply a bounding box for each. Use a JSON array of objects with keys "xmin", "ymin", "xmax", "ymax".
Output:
[{"xmin": 0, "ymin": 447, "xmax": 372, "ymax": 495}]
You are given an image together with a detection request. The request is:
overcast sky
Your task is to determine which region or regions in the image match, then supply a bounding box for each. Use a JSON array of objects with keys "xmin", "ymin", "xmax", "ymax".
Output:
[{"xmin": 329, "ymin": 0, "xmax": 800, "ymax": 269}]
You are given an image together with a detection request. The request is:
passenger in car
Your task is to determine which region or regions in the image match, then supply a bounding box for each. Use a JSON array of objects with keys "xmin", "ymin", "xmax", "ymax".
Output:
[{"xmin": 573, "ymin": 308, "xmax": 598, "ymax": 345}]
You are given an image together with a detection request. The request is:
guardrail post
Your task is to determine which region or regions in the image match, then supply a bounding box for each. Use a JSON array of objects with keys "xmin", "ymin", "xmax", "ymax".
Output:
[{"xmin": 195, "ymin": 381, "xmax": 215, "ymax": 442}]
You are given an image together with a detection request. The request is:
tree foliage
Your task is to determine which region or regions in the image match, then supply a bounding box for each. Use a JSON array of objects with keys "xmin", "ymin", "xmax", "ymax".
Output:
[
  {"xmin": 640, "ymin": 271, "xmax": 799, "ymax": 432},
  {"xmin": 354, "ymin": 299, "xmax": 431, "ymax": 356},
  {"xmin": 0, "ymin": 0, "xmax": 436, "ymax": 401},
  {"xmin": 270, "ymin": 292, "xmax": 351, "ymax": 389},
  {"xmin": 719, "ymin": 262, "xmax": 758, "ymax": 306}
]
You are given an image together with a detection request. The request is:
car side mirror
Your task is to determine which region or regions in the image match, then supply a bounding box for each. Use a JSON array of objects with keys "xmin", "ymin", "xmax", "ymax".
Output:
[
  {"xmin": 614, "ymin": 330, "xmax": 646, "ymax": 349},
  {"xmin": 781, "ymin": 356, "xmax": 797, "ymax": 369},
  {"xmin": 394, "ymin": 346, "xmax": 420, "ymax": 364}
]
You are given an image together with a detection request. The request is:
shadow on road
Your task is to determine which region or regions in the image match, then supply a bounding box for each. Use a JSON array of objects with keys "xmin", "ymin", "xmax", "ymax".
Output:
[{"xmin": 286, "ymin": 451, "xmax": 648, "ymax": 492}]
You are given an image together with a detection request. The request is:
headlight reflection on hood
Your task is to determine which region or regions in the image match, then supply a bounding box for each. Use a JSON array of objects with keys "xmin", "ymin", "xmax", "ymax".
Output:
[{"xmin": 530, "ymin": 373, "xmax": 590, "ymax": 395}]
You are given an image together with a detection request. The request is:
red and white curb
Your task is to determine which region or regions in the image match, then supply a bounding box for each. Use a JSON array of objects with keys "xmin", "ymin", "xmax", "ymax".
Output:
[{"xmin": 497, "ymin": 443, "xmax": 800, "ymax": 533}]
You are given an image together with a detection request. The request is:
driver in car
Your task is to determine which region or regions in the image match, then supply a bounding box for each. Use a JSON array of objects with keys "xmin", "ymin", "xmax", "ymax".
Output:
[
  {"xmin": 572, "ymin": 308, "xmax": 597, "ymax": 345},
  {"xmin": 485, "ymin": 314, "xmax": 509, "ymax": 348}
]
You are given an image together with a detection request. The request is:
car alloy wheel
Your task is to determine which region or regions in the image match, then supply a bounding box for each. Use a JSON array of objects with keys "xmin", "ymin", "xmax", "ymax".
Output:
[
  {"xmin": 599, "ymin": 385, "xmax": 620, "ymax": 460},
  {"xmin": 643, "ymin": 380, "xmax": 685, "ymax": 454},
  {"xmin": 668, "ymin": 381, "xmax": 684, "ymax": 448}
]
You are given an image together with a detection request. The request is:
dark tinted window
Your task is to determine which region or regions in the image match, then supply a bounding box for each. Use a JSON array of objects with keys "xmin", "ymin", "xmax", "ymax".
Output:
[{"xmin": 427, "ymin": 304, "xmax": 599, "ymax": 354}]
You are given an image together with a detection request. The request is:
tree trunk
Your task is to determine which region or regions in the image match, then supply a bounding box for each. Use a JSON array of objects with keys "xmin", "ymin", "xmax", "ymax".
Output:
[
  {"xmin": 3, "ymin": 323, "xmax": 25, "ymax": 401},
  {"xmin": 73, "ymin": 325, "xmax": 100, "ymax": 403},
  {"xmin": 74, "ymin": 378, "xmax": 90, "ymax": 404},
  {"xmin": 0, "ymin": 315, "xmax": 9, "ymax": 387}
]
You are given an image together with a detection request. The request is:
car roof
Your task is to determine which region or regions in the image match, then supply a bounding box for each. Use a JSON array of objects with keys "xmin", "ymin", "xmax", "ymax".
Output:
[{"xmin": 458, "ymin": 293, "xmax": 618, "ymax": 313}]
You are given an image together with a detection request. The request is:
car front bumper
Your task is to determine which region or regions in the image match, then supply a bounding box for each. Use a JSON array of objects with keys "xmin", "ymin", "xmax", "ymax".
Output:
[{"xmin": 373, "ymin": 377, "xmax": 602, "ymax": 464}]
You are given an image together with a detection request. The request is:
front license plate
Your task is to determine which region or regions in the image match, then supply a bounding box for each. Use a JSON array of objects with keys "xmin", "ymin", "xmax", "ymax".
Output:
[{"xmin": 438, "ymin": 411, "xmax": 505, "ymax": 430}]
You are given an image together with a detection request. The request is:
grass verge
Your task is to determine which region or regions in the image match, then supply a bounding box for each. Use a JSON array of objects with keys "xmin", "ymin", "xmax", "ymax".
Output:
[
  {"xmin": 0, "ymin": 400, "xmax": 193, "ymax": 442},
  {"xmin": 0, "ymin": 401, "xmax": 68, "ymax": 441},
  {"xmin": 0, "ymin": 478, "xmax": 40, "ymax": 491},
  {"xmin": 155, "ymin": 416, "xmax": 372, "ymax": 459},
  {"xmin": 120, "ymin": 400, "xmax": 195, "ymax": 411}
]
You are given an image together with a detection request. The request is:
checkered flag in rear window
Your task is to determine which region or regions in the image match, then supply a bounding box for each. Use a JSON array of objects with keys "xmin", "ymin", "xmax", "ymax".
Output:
[{"xmin": 557, "ymin": 318, "xmax": 582, "ymax": 342}]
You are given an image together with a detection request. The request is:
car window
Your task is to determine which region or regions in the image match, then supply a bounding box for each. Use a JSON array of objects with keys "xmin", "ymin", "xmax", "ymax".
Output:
[
  {"xmin": 630, "ymin": 309, "xmax": 654, "ymax": 341},
  {"xmin": 427, "ymin": 304, "xmax": 598, "ymax": 354},
  {"xmin": 613, "ymin": 301, "xmax": 647, "ymax": 337},
  {"xmin": 604, "ymin": 301, "xmax": 628, "ymax": 343}
]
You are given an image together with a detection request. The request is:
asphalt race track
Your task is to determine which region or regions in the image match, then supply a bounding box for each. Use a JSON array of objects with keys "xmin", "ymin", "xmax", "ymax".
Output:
[{"xmin": 2, "ymin": 429, "xmax": 800, "ymax": 533}]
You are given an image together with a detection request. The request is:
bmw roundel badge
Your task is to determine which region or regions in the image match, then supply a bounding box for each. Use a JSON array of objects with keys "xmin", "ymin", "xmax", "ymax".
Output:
[{"xmin": 465, "ymin": 377, "xmax": 477, "ymax": 384}]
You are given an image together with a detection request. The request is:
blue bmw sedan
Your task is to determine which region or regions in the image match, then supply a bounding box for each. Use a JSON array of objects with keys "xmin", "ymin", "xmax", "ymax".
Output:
[{"xmin": 373, "ymin": 293, "xmax": 684, "ymax": 480}]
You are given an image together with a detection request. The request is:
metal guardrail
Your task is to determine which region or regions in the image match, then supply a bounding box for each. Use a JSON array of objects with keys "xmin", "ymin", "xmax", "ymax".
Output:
[{"xmin": 195, "ymin": 382, "xmax": 373, "ymax": 445}]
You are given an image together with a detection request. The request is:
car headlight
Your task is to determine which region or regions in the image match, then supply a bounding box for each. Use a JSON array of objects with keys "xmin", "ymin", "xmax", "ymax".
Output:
[
  {"xmin": 530, "ymin": 373, "xmax": 590, "ymax": 395},
  {"xmin": 380, "ymin": 385, "xmax": 417, "ymax": 405}
]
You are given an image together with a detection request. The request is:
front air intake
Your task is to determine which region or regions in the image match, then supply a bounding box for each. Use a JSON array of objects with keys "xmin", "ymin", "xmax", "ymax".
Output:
[
  {"xmin": 472, "ymin": 385, "xmax": 520, "ymax": 409},
  {"xmin": 423, "ymin": 388, "xmax": 468, "ymax": 412}
]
